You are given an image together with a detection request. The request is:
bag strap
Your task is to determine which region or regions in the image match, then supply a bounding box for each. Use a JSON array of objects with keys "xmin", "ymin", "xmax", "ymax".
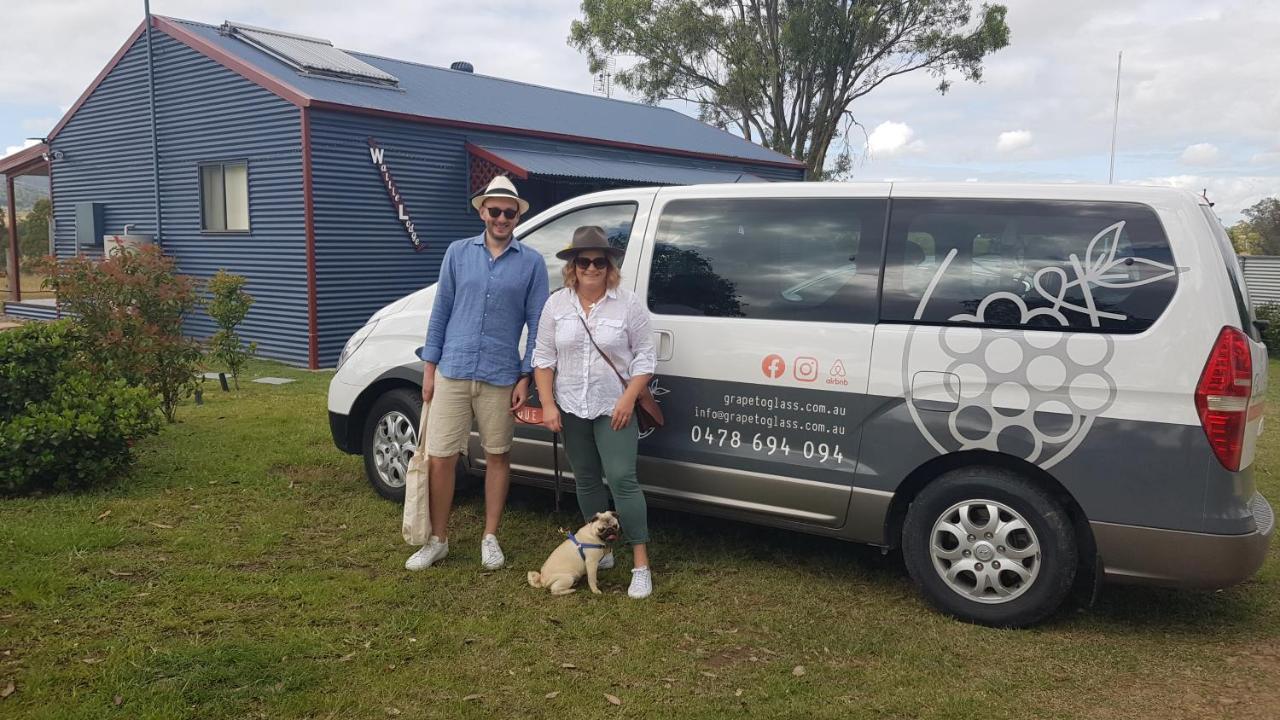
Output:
[{"xmin": 577, "ymin": 313, "xmax": 629, "ymax": 390}]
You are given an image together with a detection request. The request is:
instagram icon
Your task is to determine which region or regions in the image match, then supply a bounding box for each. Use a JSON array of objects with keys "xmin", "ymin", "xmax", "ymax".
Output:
[{"xmin": 793, "ymin": 356, "xmax": 818, "ymax": 382}]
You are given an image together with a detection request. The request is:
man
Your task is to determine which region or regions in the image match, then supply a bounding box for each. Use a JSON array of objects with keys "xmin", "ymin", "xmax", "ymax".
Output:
[{"xmin": 408, "ymin": 175, "xmax": 549, "ymax": 571}]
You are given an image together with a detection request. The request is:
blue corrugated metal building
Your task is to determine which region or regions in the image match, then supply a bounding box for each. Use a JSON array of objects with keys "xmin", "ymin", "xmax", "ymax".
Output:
[{"xmin": 2, "ymin": 16, "xmax": 804, "ymax": 367}]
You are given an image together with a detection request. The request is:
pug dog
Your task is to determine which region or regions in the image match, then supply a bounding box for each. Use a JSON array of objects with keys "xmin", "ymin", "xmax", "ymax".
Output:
[{"xmin": 527, "ymin": 511, "xmax": 621, "ymax": 596}]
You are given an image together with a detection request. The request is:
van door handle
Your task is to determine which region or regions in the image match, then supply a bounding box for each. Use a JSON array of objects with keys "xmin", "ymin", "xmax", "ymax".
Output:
[{"xmin": 654, "ymin": 330, "xmax": 674, "ymax": 361}]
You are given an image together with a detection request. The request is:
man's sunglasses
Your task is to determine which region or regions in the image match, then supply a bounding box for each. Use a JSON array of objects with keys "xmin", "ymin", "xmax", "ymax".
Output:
[
  {"xmin": 574, "ymin": 256, "xmax": 611, "ymax": 270},
  {"xmin": 485, "ymin": 207, "xmax": 519, "ymax": 220}
]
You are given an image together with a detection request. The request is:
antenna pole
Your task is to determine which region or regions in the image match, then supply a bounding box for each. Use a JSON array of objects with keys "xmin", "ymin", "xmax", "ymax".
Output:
[{"xmin": 1108, "ymin": 50, "xmax": 1122, "ymax": 184}]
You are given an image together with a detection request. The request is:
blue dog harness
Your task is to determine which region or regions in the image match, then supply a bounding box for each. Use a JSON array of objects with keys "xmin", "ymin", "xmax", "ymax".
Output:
[{"xmin": 567, "ymin": 530, "xmax": 606, "ymax": 561}]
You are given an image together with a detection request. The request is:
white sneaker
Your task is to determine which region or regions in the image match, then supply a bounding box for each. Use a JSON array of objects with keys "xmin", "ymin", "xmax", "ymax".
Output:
[
  {"xmin": 405, "ymin": 536, "xmax": 448, "ymax": 570},
  {"xmin": 628, "ymin": 566, "xmax": 652, "ymax": 599},
  {"xmin": 481, "ymin": 534, "xmax": 505, "ymax": 569},
  {"xmin": 597, "ymin": 552, "xmax": 615, "ymax": 570}
]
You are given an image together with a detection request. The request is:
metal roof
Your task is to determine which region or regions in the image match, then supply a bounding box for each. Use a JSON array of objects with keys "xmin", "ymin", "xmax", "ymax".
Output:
[
  {"xmin": 471, "ymin": 144, "xmax": 766, "ymax": 185},
  {"xmin": 0, "ymin": 142, "xmax": 49, "ymax": 176},
  {"xmin": 162, "ymin": 17, "xmax": 803, "ymax": 168},
  {"xmin": 221, "ymin": 22, "xmax": 399, "ymax": 86}
]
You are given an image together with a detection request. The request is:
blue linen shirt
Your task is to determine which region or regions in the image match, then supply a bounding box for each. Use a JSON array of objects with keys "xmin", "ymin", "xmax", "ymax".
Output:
[{"xmin": 421, "ymin": 233, "xmax": 549, "ymax": 386}]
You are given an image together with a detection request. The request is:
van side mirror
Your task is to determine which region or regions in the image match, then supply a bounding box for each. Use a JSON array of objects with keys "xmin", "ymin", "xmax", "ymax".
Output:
[{"xmin": 1253, "ymin": 319, "xmax": 1270, "ymax": 335}]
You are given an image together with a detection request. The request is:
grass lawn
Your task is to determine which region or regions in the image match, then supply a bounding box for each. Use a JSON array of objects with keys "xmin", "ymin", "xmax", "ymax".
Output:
[
  {"xmin": 2, "ymin": 359, "xmax": 1278, "ymax": 719},
  {"xmin": 0, "ymin": 271, "xmax": 55, "ymax": 300}
]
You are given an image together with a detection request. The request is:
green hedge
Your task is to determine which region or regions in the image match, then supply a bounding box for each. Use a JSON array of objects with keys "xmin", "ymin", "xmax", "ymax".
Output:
[
  {"xmin": 1255, "ymin": 303, "xmax": 1280, "ymax": 356},
  {"xmin": 1, "ymin": 321, "xmax": 160, "ymax": 494}
]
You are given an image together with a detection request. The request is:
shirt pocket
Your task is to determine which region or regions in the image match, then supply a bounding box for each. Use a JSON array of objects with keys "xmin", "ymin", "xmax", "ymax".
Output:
[
  {"xmin": 554, "ymin": 311, "xmax": 580, "ymax": 346},
  {"xmin": 594, "ymin": 317, "xmax": 627, "ymax": 348}
]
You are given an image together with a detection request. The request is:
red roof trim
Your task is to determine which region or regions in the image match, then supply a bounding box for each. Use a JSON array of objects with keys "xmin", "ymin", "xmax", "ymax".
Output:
[
  {"xmin": 317, "ymin": 101, "xmax": 806, "ymax": 171},
  {"xmin": 0, "ymin": 143, "xmax": 49, "ymax": 176},
  {"xmin": 465, "ymin": 142, "xmax": 529, "ymax": 180},
  {"xmin": 47, "ymin": 23, "xmax": 148, "ymax": 141},
  {"xmin": 153, "ymin": 17, "xmax": 311, "ymax": 108}
]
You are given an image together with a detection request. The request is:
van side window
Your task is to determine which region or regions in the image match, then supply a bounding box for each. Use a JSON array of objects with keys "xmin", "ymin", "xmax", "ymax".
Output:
[
  {"xmin": 646, "ymin": 198, "xmax": 884, "ymax": 323},
  {"xmin": 881, "ymin": 199, "xmax": 1178, "ymax": 332},
  {"xmin": 517, "ymin": 203, "xmax": 638, "ymax": 289}
]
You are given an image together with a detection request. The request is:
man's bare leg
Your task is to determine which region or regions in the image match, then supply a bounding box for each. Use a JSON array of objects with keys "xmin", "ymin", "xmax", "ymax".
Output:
[
  {"xmin": 428, "ymin": 454, "xmax": 459, "ymax": 540},
  {"xmin": 482, "ymin": 452, "xmax": 511, "ymax": 536}
]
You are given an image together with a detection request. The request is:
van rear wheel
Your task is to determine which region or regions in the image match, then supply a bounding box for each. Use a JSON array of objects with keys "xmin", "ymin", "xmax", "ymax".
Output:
[{"xmin": 902, "ymin": 467, "xmax": 1077, "ymax": 628}]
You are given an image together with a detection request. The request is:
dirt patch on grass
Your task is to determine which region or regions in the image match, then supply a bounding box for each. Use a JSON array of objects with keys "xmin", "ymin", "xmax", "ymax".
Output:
[
  {"xmin": 1066, "ymin": 641, "xmax": 1280, "ymax": 720},
  {"xmin": 705, "ymin": 645, "xmax": 766, "ymax": 669}
]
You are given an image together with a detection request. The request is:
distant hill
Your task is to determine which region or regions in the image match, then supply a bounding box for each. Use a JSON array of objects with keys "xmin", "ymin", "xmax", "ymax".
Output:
[{"xmin": 0, "ymin": 176, "xmax": 50, "ymax": 217}]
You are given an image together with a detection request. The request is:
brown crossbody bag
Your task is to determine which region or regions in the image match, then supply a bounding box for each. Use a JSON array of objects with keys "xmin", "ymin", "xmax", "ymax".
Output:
[{"xmin": 577, "ymin": 315, "xmax": 664, "ymax": 433}]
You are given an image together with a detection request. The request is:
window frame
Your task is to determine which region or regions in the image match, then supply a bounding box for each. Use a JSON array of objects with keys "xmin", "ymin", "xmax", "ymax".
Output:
[
  {"xmin": 198, "ymin": 160, "xmax": 251, "ymax": 234},
  {"xmin": 513, "ymin": 200, "xmax": 641, "ymax": 289}
]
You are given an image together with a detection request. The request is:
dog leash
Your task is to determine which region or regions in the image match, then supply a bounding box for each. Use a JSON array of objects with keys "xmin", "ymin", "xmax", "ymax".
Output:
[{"xmin": 553, "ymin": 431, "xmax": 561, "ymax": 513}]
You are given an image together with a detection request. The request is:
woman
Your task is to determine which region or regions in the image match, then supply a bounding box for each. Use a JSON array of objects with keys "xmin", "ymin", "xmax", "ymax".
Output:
[{"xmin": 532, "ymin": 225, "xmax": 657, "ymax": 599}]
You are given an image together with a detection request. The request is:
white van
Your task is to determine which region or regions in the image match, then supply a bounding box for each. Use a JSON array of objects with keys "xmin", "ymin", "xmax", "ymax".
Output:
[{"xmin": 328, "ymin": 182, "xmax": 1273, "ymax": 626}]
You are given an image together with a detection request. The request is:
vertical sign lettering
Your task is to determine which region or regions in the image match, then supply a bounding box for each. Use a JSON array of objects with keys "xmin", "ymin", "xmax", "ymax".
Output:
[{"xmin": 368, "ymin": 138, "xmax": 424, "ymax": 252}]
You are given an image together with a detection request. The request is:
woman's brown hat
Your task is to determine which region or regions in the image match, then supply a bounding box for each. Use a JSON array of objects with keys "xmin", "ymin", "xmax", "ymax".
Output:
[{"xmin": 555, "ymin": 225, "xmax": 626, "ymax": 261}]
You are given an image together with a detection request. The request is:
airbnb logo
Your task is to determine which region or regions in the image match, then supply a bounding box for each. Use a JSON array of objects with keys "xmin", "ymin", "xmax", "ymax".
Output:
[{"xmin": 761, "ymin": 354, "xmax": 786, "ymax": 379}]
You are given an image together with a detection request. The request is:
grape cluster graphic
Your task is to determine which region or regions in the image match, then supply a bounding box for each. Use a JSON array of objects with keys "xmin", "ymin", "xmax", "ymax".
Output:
[{"xmin": 904, "ymin": 221, "xmax": 1179, "ymax": 469}]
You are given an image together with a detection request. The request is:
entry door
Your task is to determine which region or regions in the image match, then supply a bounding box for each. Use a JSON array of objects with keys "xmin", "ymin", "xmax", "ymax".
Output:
[{"xmin": 632, "ymin": 187, "xmax": 888, "ymax": 528}]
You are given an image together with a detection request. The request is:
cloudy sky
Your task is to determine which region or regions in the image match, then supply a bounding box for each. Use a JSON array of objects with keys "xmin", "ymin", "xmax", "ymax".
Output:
[{"xmin": 1, "ymin": 0, "xmax": 1276, "ymax": 222}]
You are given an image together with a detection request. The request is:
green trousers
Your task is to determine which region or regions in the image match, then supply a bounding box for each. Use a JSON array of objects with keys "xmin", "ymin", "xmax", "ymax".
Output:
[{"xmin": 561, "ymin": 413, "xmax": 650, "ymax": 545}]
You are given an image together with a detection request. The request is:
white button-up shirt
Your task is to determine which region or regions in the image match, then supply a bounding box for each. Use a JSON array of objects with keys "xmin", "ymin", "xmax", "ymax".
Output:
[{"xmin": 532, "ymin": 286, "xmax": 657, "ymax": 420}]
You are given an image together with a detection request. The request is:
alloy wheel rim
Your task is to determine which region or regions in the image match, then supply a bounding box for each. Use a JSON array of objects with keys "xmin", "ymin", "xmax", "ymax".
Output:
[
  {"xmin": 928, "ymin": 498, "xmax": 1041, "ymax": 604},
  {"xmin": 372, "ymin": 410, "xmax": 417, "ymax": 489}
]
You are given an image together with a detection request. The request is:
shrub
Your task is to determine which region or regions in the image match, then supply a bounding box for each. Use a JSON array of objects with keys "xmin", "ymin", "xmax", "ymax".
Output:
[
  {"xmin": 40, "ymin": 245, "xmax": 203, "ymax": 422},
  {"xmin": 1254, "ymin": 302, "xmax": 1280, "ymax": 356},
  {"xmin": 206, "ymin": 269, "xmax": 257, "ymax": 390},
  {"xmin": 0, "ymin": 321, "xmax": 160, "ymax": 495}
]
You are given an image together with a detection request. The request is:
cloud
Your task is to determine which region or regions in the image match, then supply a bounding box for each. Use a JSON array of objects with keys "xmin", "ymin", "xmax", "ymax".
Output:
[
  {"xmin": 866, "ymin": 121, "xmax": 924, "ymax": 157},
  {"xmin": 3, "ymin": 138, "xmax": 39, "ymax": 158},
  {"xmin": 1136, "ymin": 174, "xmax": 1280, "ymax": 223},
  {"xmin": 1251, "ymin": 151, "xmax": 1280, "ymax": 166},
  {"xmin": 996, "ymin": 130, "xmax": 1034, "ymax": 153},
  {"xmin": 1180, "ymin": 142, "xmax": 1221, "ymax": 165}
]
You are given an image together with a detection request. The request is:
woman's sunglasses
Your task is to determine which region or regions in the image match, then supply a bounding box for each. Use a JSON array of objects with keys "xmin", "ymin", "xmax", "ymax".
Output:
[
  {"xmin": 485, "ymin": 207, "xmax": 519, "ymax": 220},
  {"xmin": 574, "ymin": 256, "xmax": 611, "ymax": 270}
]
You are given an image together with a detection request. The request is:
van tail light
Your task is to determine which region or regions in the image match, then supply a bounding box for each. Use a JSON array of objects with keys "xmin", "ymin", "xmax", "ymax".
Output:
[{"xmin": 1195, "ymin": 327, "xmax": 1254, "ymax": 471}]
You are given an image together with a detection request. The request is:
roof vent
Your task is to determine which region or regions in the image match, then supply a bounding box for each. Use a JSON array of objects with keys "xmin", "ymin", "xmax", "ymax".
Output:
[
  {"xmin": 450, "ymin": 61, "xmax": 474, "ymax": 73},
  {"xmin": 221, "ymin": 21, "xmax": 399, "ymax": 87}
]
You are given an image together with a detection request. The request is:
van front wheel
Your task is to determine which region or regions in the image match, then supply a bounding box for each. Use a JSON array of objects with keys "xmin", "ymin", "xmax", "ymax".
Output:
[
  {"xmin": 362, "ymin": 388, "xmax": 422, "ymax": 502},
  {"xmin": 902, "ymin": 467, "xmax": 1077, "ymax": 628}
]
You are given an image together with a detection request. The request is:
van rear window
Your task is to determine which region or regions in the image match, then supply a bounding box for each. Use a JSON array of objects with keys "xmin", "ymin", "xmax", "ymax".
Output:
[{"xmin": 880, "ymin": 199, "xmax": 1178, "ymax": 332}]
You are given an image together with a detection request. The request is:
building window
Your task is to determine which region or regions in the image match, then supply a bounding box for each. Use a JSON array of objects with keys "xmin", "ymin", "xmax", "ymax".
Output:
[{"xmin": 200, "ymin": 162, "xmax": 249, "ymax": 232}]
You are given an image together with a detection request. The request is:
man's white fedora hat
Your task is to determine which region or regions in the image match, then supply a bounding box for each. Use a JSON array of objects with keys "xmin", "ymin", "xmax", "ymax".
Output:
[{"xmin": 470, "ymin": 175, "xmax": 530, "ymax": 215}]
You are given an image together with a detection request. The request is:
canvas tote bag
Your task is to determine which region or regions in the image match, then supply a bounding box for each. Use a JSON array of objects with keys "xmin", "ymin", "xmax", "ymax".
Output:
[{"xmin": 401, "ymin": 402, "xmax": 432, "ymax": 545}]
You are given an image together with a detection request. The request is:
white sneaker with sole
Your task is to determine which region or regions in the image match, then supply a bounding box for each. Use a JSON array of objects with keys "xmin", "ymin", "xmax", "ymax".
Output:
[
  {"xmin": 481, "ymin": 534, "xmax": 505, "ymax": 569},
  {"xmin": 597, "ymin": 552, "xmax": 615, "ymax": 570},
  {"xmin": 628, "ymin": 566, "xmax": 652, "ymax": 599},
  {"xmin": 405, "ymin": 536, "xmax": 448, "ymax": 570}
]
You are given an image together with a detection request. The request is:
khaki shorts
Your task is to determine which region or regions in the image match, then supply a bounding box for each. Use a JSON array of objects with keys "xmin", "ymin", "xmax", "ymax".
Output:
[{"xmin": 425, "ymin": 375, "xmax": 515, "ymax": 457}]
